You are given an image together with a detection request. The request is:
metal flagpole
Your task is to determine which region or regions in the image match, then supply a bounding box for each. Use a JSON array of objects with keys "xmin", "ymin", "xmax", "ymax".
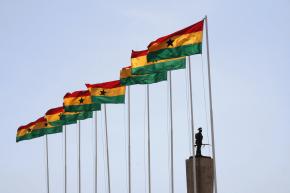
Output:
[
  {"xmin": 64, "ymin": 125, "xmax": 67, "ymax": 193},
  {"xmin": 205, "ymin": 15, "xmax": 218, "ymax": 193},
  {"xmin": 168, "ymin": 71, "xmax": 174, "ymax": 193},
  {"xmin": 94, "ymin": 111, "xmax": 98, "ymax": 193},
  {"xmin": 78, "ymin": 121, "xmax": 81, "ymax": 193},
  {"xmin": 104, "ymin": 104, "xmax": 111, "ymax": 193},
  {"xmin": 45, "ymin": 134, "xmax": 50, "ymax": 193},
  {"xmin": 187, "ymin": 56, "xmax": 197, "ymax": 193},
  {"xmin": 127, "ymin": 86, "xmax": 131, "ymax": 193},
  {"xmin": 146, "ymin": 85, "xmax": 151, "ymax": 193}
]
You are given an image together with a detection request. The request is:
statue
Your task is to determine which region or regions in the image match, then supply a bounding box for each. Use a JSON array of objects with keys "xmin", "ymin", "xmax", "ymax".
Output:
[{"xmin": 195, "ymin": 127, "xmax": 203, "ymax": 157}]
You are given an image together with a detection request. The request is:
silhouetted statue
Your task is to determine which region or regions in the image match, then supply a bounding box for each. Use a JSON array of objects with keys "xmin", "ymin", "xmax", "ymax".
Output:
[{"xmin": 195, "ymin": 127, "xmax": 203, "ymax": 157}]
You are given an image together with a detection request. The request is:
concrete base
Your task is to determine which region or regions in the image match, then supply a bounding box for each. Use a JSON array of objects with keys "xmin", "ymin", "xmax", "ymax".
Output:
[{"xmin": 186, "ymin": 156, "xmax": 213, "ymax": 193}]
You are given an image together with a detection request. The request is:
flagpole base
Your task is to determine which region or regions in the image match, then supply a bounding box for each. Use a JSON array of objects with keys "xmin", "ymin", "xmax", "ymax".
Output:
[{"xmin": 186, "ymin": 156, "xmax": 214, "ymax": 193}]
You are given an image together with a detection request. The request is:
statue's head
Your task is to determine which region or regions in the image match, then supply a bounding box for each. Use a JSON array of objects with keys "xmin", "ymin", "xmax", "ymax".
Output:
[{"xmin": 198, "ymin": 127, "xmax": 202, "ymax": 132}]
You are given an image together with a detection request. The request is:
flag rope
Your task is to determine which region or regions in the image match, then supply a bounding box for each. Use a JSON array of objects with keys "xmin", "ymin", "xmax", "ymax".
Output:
[{"xmin": 200, "ymin": 54, "xmax": 211, "ymax": 155}]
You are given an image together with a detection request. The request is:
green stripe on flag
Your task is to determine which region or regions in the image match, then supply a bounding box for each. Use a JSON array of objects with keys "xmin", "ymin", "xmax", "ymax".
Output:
[
  {"xmin": 61, "ymin": 111, "xmax": 93, "ymax": 124},
  {"xmin": 147, "ymin": 43, "xmax": 202, "ymax": 62},
  {"xmin": 132, "ymin": 57, "xmax": 186, "ymax": 75},
  {"xmin": 91, "ymin": 95, "xmax": 125, "ymax": 104},
  {"xmin": 64, "ymin": 103, "xmax": 101, "ymax": 112},
  {"xmin": 121, "ymin": 71, "xmax": 167, "ymax": 86}
]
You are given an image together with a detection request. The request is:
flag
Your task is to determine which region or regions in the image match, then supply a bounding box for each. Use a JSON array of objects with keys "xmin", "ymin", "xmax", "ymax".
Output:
[
  {"xmin": 61, "ymin": 111, "xmax": 93, "ymax": 123},
  {"xmin": 17, "ymin": 121, "xmax": 37, "ymax": 142},
  {"xmin": 120, "ymin": 66, "xmax": 167, "ymax": 86},
  {"xmin": 86, "ymin": 80, "xmax": 126, "ymax": 104},
  {"xmin": 147, "ymin": 20, "xmax": 204, "ymax": 62},
  {"xmin": 45, "ymin": 107, "xmax": 66, "ymax": 127},
  {"xmin": 64, "ymin": 90, "xmax": 101, "ymax": 112},
  {"xmin": 131, "ymin": 50, "xmax": 186, "ymax": 75},
  {"xmin": 16, "ymin": 117, "xmax": 62, "ymax": 142}
]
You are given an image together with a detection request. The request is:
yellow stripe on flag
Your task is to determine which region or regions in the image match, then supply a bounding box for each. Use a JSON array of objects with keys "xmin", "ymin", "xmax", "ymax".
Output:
[
  {"xmin": 149, "ymin": 31, "xmax": 203, "ymax": 52},
  {"xmin": 45, "ymin": 114, "xmax": 61, "ymax": 123},
  {"xmin": 64, "ymin": 95, "xmax": 93, "ymax": 106},
  {"xmin": 132, "ymin": 55, "xmax": 185, "ymax": 68},
  {"xmin": 88, "ymin": 86, "xmax": 125, "ymax": 97}
]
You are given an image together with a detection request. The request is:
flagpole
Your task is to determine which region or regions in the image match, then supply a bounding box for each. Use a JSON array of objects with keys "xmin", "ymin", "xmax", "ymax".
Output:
[
  {"xmin": 187, "ymin": 56, "xmax": 197, "ymax": 193},
  {"xmin": 94, "ymin": 111, "xmax": 98, "ymax": 193},
  {"xmin": 205, "ymin": 15, "xmax": 218, "ymax": 193},
  {"xmin": 146, "ymin": 85, "xmax": 151, "ymax": 193},
  {"xmin": 78, "ymin": 121, "xmax": 81, "ymax": 193},
  {"xmin": 168, "ymin": 71, "xmax": 174, "ymax": 193},
  {"xmin": 64, "ymin": 125, "xmax": 67, "ymax": 193},
  {"xmin": 104, "ymin": 104, "xmax": 111, "ymax": 193},
  {"xmin": 45, "ymin": 134, "xmax": 50, "ymax": 193},
  {"xmin": 127, "ymin": 86, "xmax": 131, "ymax": 193}
]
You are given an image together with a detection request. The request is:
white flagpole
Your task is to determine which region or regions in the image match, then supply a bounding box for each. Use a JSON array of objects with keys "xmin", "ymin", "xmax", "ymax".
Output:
[
  {"xmin": 104, "ymin": 104, "xmax": 111, "ymax": 193},
  {"xmin": 187, "ymin": 56, "xmax": 197, "ymax": 193},
  {"xmin": 127, "ymin": 86, "xmax": 131, "ymax": 193},
  {"xmin": 168, "ymin": 71, "xmax": 174, "ymax": 193},
  {"xmin": 45, "ymin": 134, "xmax": 50, "ymax": 193},
  {"xmin": 205, "ymin": 15, "xmax": 218, "ymax": 193},
  {"xmin": 146, "ymin": 85, "xmax": 151, "ymax": 193},
  {"xmin": 94, "ymin": 112, "xmax": 98, "ymax": 193},
  {"xmin": 78, "ymin": 121, "xmax": 81, "ymax": 193},
  {"xmin": 64, "ymin": 125, "xmax": 67, "ymax": 193}
]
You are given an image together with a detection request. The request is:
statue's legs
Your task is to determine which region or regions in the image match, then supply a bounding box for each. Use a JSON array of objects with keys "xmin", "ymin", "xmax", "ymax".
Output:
[{"xmin": 196, "ymin": 145, "xmax": 202, "ymax": 157}]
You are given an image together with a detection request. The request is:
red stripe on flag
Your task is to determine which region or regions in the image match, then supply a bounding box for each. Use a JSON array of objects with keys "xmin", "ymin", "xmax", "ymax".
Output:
[
  {"xmin": 45, "ymin": 107, "xmax": 64, "ymax": 115},
  {"xmin": 86, "ymin": 80, "xmax": 121, "ymax": 89},
  {"xmin": 34, "ymin": 117, "xmax": 46, "ymax": 124},
  {"xmin": 148, "ymin": 20, "xmax": 204, "ymax": 48},
  {"xmin": 122, "ymin": 66, "xmax": 131, "ymax": 70},
  {"xmin": 18, "ymin": 121, "xmax": 35, "ymax": 131},
  {"xmin": 131, "ymin": 50, "xmax": 148, "ymax": 58},
  {"xmin": 64, "ymin": 90, "xmax": 90, "ymax": 98}
]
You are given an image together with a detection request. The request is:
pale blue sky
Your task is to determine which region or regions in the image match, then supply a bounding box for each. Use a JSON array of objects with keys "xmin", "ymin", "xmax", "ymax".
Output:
[{"xmin": 0, "ymin": 0, "xmax": 290, "ymax": 193}]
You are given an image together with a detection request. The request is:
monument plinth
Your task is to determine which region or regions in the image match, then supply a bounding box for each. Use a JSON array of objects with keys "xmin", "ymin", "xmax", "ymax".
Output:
[{"xmin": 186, "ymin": 156, "xmax": 213, "ymax": 193}]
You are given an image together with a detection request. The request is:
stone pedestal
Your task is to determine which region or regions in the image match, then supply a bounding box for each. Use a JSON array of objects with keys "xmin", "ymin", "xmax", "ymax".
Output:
[{"xmin": 186, "ymin": 156, "xmax": 213, "ymax": 193}]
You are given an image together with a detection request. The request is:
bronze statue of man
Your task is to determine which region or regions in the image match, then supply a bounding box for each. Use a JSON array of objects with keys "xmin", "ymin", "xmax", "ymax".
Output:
[{"xmin": 195, "ymin": 127, "xmax": 203, "ymax": 157}]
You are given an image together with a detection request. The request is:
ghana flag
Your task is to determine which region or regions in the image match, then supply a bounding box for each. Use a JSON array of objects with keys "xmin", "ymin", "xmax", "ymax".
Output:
[
  {"xmin": 64, "ymin": 90, "xmax": 101, "ymax": 112},
  {"xmin": 17, "ymin": 121, "xmax": 36, "ymax": 142},
  {"xmin": 147, "ymin": 19, "xmax": 204, "ymax": 62},
  {"xmin": 86, "ymin": 80, "xmax": 125, "ymax": 104},
  {"xmin": 131, "ymin": 50, "xmax": 186, "ymax": 75},
  {"xmin": 16, "ymin": 117, "xmax": 62, "ymax": 142},
  {"xmin": 45, "ymin": 107, "xmax": 66, "ymax": 127},
  {"xmin": 61, "ymin": 111, "xmax": 93, "ymax": 123},
  {"xmin": 120, "ymin": 66, "xmax": 167, "ymax": 86}
]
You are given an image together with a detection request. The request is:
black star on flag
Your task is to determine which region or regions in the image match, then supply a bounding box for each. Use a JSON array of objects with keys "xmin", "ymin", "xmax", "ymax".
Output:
[
  {"xmin": 166, "ymin": 39, "xmax": 174, "ymax": 47},
  {"xmin": 58, "ymin": 113, "xmax": 62, "ymax": 118},
  {"xmin": 79, "ymin": 98, "xmax": 84, "ymax": 104},
  {"xmin": 27, "ymin": 128, "xmax": 32, "ymax": 134},
  {"xmin": 100, "ymin": 89, "xmax": 106, "ymax": 96},
  {"xmin": 45, "ymin": 123, "xmax": 48, "ymax": 127}
]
